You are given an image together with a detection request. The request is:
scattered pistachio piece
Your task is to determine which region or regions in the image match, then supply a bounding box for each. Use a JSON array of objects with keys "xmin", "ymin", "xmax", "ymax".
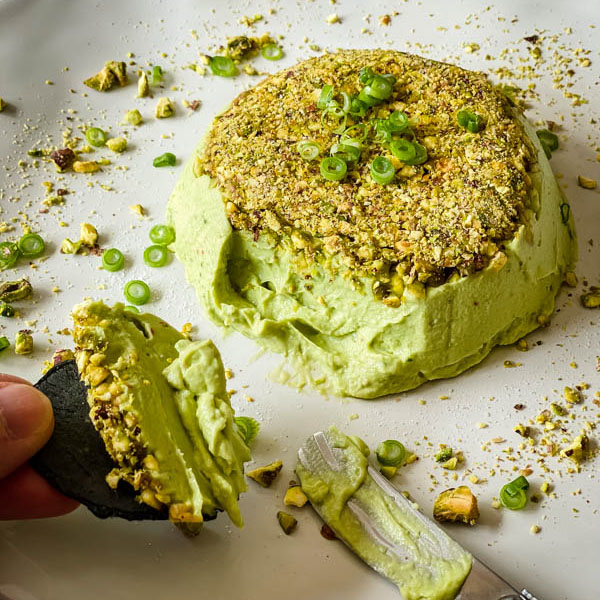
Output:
[
  {"xmin": 105, "ymin": 60, "xmax": 128, "ymax": 86},
  {"xmin": 15, "ymin": 330, "xmax": 33, "ymax": 355},
  {"xmin": 50, "ymin": 148, "xmax": 76, "ymax": 171},
  {"xmin": 433, "ymin": 486, "xmax": 479, "ymax": 525},
  {"xmin": 0, "ymin": 97, "xmax": 6, "ymax": 112},
  {"xmin": 577, "ymin": 175, "xmax": 597, "ymax": 189},
  {"xmin": 434, "ymin": 447, "xmax": 453, "ymax": 463},
  {"xmin": 106, "ymin": 137, "xmax": 127, "ymax": 153},
  {"xmin": 0, "ymin": 279, "xmax": 32, "ymax": 302},
  {"xmin": 581, "ymin": 288, "xmax": 600, "ymax": 308},
  {"xmin": 80, "ymin": 223, "xmax": 99, "ymax": 247},
  {"xmin": 61, "ymin": 238, "xmax": 82, "ymax": 254},
  {"xmin": 84, "ymin": 61, "xmax": 128, "ymax": 91},
  {"xmin": 246, "ymin": 460, "xmax": 283, "ymax": 487},
  {"xmin": 283, "ymin": 485, "xmax": 308, "ymax": 508},
  {"xmin": 129, "ymin": 204, "xmax": 146, "ymax": 216},
  {"xmin": 137, "ymin": 71, "xmax": 150, "ymax": 98},
  {"xmin": 0, "ymin": 301, "xmax": 14, "ymax": 317},
  {"xmin": 277, "ymin": 511, "xmax": 297, "ymax": 535},
  {"xmin": 156, "ymin": 97, "xmax": 175, "ymax": 118},
  {"xmin": 441, "ymin": 457, "xmax": 459, "ymax": 470},
  {"xmin": 560, "ymin": 434, "xmax": 589, "ymax": 464},
  {"xmin": 565, "ymin": 271, "xmax": 577, "ymax": 287},
  {"xmin": 123, "ymin": 109, "xmax": 143, "ymax": 126},
  {"xmin": 72, "ymin": 160, "xmax": 100, "ymax": 174},
  {"xmin": 513, "ymin": 423, "xmax": 530, "ymax": 437},
  {"xmin": 380, "ymin": 465, "xmax": 398, "ymax": 478},
  {"xmin": 564, "ymin": 386, "xmax": 581, "ymax": 404}
]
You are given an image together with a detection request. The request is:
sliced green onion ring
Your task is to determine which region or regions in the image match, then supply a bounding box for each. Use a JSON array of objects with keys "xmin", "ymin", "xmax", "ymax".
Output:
[
  {"xmin": 261, "ymin": 44, "xmax": 283, "ymax": 61},
  {"xmin": 375, "ymin": 119, "xmax": 394, "ymax": 143},
  {"xmin": 17, "ymin": 233, "xmax": 45, "ymax": 258},
  {"xmin": 339, "ymin": 91, "xmax": 352, "ymax": 114},
  {"xmin": 341, "ymin": 123, "xmax": 369, "ymax": 143},
  {"xmin": 390, "ymin": 138, "xmax": 417, "ymax": 162},
  {"xmin": 404, "ymin": 141, "xmax": 428, "ymax": 165},
  {"xmin": 500, "ymin": 486, "xmax": 527, "ymax": 510},
  {"xmin": 101, "ymin": 248, "xmax": 124, "ymax": 272},
  {"xmin": 368, "ymin": 75, "xmax": 394, "ymax": 100},
  {"xmin": 348, "ymin": 98, "xmax": 368, "ymax": 117},
  {"xmin": 466, "ymin": 115, "xmax": 483, "ymax": 133},
  {"xmin": 85, "ymin": 127, "xmax": 107, "ymax": 147},
  {"xmin": 151, "ymin": 65, "xmax": 163, "ymax": 85},
  {"xmin": 124, "ymin": 280, "xmax": 151, "ymax": 306},
  {"xmin": 144, "ymin": 244, "xmax": 169, "ymax": 268},
  {"xmin": 370, "ymin": 156, "xmax": 396, "ymax": 185},
  {"xmin": 388, "ymin": 110, "xmax": 409, "ymax": 132},
  {"xmin": 358, "ymin": 66, "xmax": 375, "ymax": 85},
  {"xmin": 457, "ymin": 110, "xmax": 483, "ymax": 133},
  {"xmin": 149, "ymin": 224, "xmax": 176, "ymax": 245},
  {"xmin": 358, "ymin": 87, "xmax": 381, "ymax": 107},
  {"xmin": 320, "ymin": 157, "xmax": 347, "ymax": 181},
  {"xmin": 297, "ymin": 140, "xmax": 321, "ymax": 161},
  {"xmin": 376, "ymin": 440, "xmax": 406, "ymax": 466},
  {"xmin": 506, "ymin": 475, "xmax": 529, "ymax": 492},
  {"xmin": 209, "ymin": 55, "xmax": 238, "ymax": 77},
  {"xmin": 499, "ymin": 476, "xmax": 529, "ymax": 510},
  {"xmin": 317, "ymin": 84, "xmax": 334, "ymax": 109},
  {"xmin": 234, "ymin": 416, "xmax": 260, "ymax": 446},
  {"xmin": 536, "ymin": 129, "xmax": 559, "ymax": 152},
  {"xmin": 330, "ymin": 143, "xmax": 361, "ymax": 163},
  {"xmin": 321, "ymin": 106, "xmax": 347, "ymax": 134},
  {"xmin": 0, "ymin": 242, "xmax": 20, "ymax": 271}
]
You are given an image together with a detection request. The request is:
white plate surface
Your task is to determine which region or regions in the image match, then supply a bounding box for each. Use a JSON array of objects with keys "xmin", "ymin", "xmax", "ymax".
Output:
[{"xmin": 0, "ymin": 1, "xmax": 599, "ymax": 599}]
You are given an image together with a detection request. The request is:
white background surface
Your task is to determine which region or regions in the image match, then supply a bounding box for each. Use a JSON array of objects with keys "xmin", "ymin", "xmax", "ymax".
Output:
[{"xmin": 0, "ymin": 1, "xmax": 599, "ymax": 599}]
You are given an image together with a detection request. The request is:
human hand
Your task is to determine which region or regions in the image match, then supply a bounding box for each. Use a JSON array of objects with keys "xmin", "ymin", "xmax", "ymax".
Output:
[{"xmin": 0, "ymin": 374, "xmax": 79, "ymax": 519}]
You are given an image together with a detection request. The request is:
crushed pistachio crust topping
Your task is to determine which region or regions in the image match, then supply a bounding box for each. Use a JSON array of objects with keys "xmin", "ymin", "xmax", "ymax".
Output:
[{"xmin": 200, "ymin": 49, "xmax": 536, "ymax": 291}]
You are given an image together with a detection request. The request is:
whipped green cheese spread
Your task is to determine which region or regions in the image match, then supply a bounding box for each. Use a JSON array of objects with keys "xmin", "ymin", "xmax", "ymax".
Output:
[
  {"xmin": 296, "ymin": 427, "xmax": 472, "ymax": 600},
  {"xmin": 72, "ymin": 301, "xmax": 250, "ymax": 532},
  {"xmin": 168, "ymin": 50, "xmax": 576, "ymax": 398}
]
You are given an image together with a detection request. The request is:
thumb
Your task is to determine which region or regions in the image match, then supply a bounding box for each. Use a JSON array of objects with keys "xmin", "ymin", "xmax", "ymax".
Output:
[{"xmin": 0, "ymin": 382, "xmax": 54, "ymax": 479}]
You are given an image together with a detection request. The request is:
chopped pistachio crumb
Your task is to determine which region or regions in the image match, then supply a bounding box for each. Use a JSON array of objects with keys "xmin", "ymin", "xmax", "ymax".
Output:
[
  {"xmin": 123, "ymin": 109, "xmax": 143, "ymax": 126},
  {"xmin": 326, "ymin": 13, "xmax": 340, "ymax": 23},
  {"xmin": 129, "ymin": 204, "xmax": 145, "ymax": 216},
  {"xmin": 61, "ymin": 238, "xmax": 82, "ymax": 254},
  {"xmin": 530, "ymin": 524, "xmax": 541, "ymax": 534},
  {"xmin": 564, "ymin": 386, "xmax": 581, "ymax": 404},
  {"xmin": 577, "ymin": 175, "xmax": 597, "ymax": 189},
  {"xmin": 156, "ymin": 97, "xmax": 175, "ymax": 118},
  {"xmin": 80, "ymin": 223, "xmax": 98, "ymax": 246},
  {"xmin": 283, "ymin": 485, "xmax": 308, "ymax": 507},
  {"xmin": 137, "ymin": 71, "xmax": 150, "ymax": 98},
  {"xmin": 72, "ymin": 160, "xmax": 100, "ymax": 174},
  {"xmin": 106, "ymin": 137, "xmax": 127, "ymax": 153},
  {"xmin": 0, "ymin": 97, "xmax": 6, "ymax": 112},
  {"xmin": 565, "ymin": 271, "xmax": 577, "ymax": 287},
  {"xmin": 380, "ymin": 465, "xmax": 398, "ymax": 479},
  {"xmin": 15, "ymin": 330, "xmax": 33, "ymax": 355},
  {"xmin": 581, "ymin": 289, "xmax": 600, "ymax": 308}
]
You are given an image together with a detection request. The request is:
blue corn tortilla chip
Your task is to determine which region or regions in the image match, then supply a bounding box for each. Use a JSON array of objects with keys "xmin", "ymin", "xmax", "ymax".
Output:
[{"xmin": 30, "ymin": 361, "xmax": 167, "ymax": 521}]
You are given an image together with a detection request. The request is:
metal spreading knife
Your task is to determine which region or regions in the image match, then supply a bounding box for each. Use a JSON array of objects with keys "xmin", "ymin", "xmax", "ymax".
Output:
[{"xmin": 297, "ymin": 430, "xmax": 540, "ymax": 600}]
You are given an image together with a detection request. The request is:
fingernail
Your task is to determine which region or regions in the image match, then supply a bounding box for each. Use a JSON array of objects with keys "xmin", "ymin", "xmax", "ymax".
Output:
[{"xmin": 0, "ymin": 383, "xmax": 53, "ymax": 441}]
